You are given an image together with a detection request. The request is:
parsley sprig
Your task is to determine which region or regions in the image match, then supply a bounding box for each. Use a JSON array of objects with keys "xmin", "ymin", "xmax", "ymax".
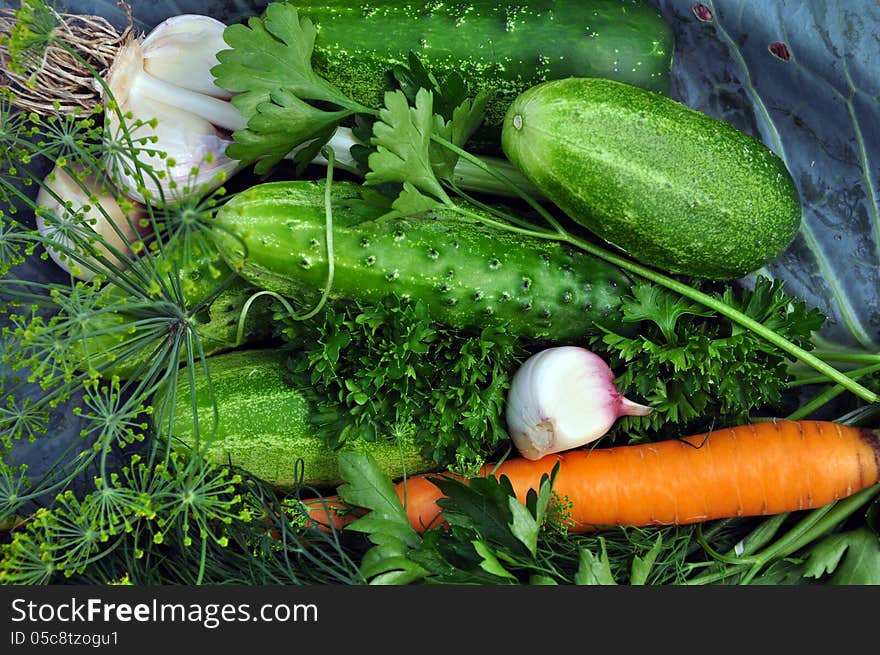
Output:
[
  {"xmin": 214, "ymin": 3, "xmax": 374, "ymax": 174},
  {"xmin": 281, "ymin": 295, "xmax": 529, "ymax": 471},
  {"xmin": 595, "ymin": 278, "xmax": 826, "ymax": 439}
]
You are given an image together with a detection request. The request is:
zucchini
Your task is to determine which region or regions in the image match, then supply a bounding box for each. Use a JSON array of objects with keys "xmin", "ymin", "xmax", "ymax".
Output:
[
  {"xmin": 501, "ymin": 78, "xmax": 803, "ymax": 280},
  {"xmin": 300, "ymin": 0, "xmax": 674, "ymax": 146},
  {"xmin": 73, "ymin": 249, "xmax": 273, "ymax": 379},
  {"xmin": 212, "ymin": 180, "xmax": 633, "ymax": 343},
  {"xmin": 153, "ymin": 348, "xmax": 437, "ymax": 489}
]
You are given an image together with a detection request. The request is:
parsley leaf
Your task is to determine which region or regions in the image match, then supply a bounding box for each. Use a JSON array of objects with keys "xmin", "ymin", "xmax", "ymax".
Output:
[
  {"xmin": 335, "ymin": 451, "xmax": 429, "ymax": 584},
  {"xmin": 336, "ymin": 451, "xmax": 421, "ymax": 549},
  {"xmin": 391, "ymin": 51, "xmax": 472, "ymax": 122},
  {"xmin": 336, "ymin": 451, "xmax": 568, "ymax": 584},
  {"xmin": 282, "ymin": 296, "xmax": 528, "ymax": 470},
  {"xmin": 574, "ymin": 539, "xmax": 618, "ymax": 585},
  {"xmin": 806, "ymin": 528, "xmax": 880, "ymax": 584},
  {"xmin": 213, "ymin": 3, "xmax": 369, "ymax": 173},
  {"xmin": 593, "ymin": 276, "xmax": 826, "ymax": 441},
  {"xmin": 365, "ymin": 88, "xmax": 451, "ymax": 208},
  {"xmin": 621, "ymin": 284, "xmax": 715, "ymax": 342},
  {"xmin": 364, "ymin": 78, "xmax": 489, "ymax": 215}
]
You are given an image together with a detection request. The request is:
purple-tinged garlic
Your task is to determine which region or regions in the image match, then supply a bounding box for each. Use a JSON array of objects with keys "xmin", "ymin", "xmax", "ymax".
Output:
[{"xmin": 505, "ymin": 346, "xmax": 653, "ymax": 460}]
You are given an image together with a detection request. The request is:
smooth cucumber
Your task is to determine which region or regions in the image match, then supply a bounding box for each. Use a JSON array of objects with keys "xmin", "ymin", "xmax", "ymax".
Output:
[
  {"xmin": 212, "ymin": 180, "xmax": 633, "ymax": 343},
  {"xmin": 153, "ymin": 348, "xmax": 438, "ymax": 489},
  {"xmin": 501, "ymin": 78, "xmax": 803, "ymax": 280},
  {"xmin": 300, "ymin": 0, "xmax": 674, "ymax": 143}
]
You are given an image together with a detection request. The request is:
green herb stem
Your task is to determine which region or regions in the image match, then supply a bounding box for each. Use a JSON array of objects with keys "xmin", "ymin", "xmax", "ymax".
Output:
[
  {"xmin": 784, "ymin": 363, "xmax": 880, "ymax": 420},
  {"xmin": 566, "ymin": 231, "xmax": 878, "ymax": 403},
  {"xmin": 437, "ymin": 137, "xmax": 878, "ymax": 404},
  {"xmin": 726, "ymin": 512, "xmax": 790, "ymax": 559},
  {"xmin": 812, "ymin": 351, "xmax": 880, "ymax": 364},
  {"xmin": 738, "ymin": 485, "xmax": 880, "ymax": 585},
  {"xmin": 685, "ymin": 485, "xmax": 880, "ymax": 585}
]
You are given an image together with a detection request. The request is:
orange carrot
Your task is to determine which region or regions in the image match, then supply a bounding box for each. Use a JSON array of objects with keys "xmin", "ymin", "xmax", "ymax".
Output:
[{"xmin": 304, "ymin": 420, "xmax": 880, "ymax": 533}]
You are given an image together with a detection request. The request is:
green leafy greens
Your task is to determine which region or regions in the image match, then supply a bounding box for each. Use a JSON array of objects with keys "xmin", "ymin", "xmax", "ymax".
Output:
[
  {"xmin": 597, "ymin": 277, "xmax": 827, "ymax": 439},
  {"xmin": 280, "ymin": 295, "xmax": 529, "ymax": 471}
]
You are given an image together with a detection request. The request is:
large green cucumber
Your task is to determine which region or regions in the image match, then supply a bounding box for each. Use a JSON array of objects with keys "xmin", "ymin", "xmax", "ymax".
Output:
[
  {"xmin": 212, "ymin": 180, "xmax": 633, "ymax": 342},
  {"xmin": 501, "ymin": 77, "xmax": 803, "ymax": 280},
  {"xmin": 153, "ymin": 348, "xmax": 438, "ymax": 489},
  {"xmin": 300, "ymin": 0, "xmax": 674, "ymax": 144}
]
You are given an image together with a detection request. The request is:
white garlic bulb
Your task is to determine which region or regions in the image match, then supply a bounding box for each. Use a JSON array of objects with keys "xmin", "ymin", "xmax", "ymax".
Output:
[
  {"xmin": 102, "ymin": 14, "xmax": 245, "ymax": 205},
  {"xmin": 505, "ymin": 346, "xmax": 653, "ymax": 460},
  {"xmin": 35, "ymin": 165, "xmax": 146, "ymax": 281}
]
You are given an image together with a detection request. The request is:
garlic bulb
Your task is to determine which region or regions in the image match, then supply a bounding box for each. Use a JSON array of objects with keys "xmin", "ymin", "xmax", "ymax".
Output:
[
  {"xmin": 102, "ymin": 15, "xmax": 245, "ymax": 205},
  {"xmin": 505, "ymin": 346, "xmax": 653, "ymax": 460},
  {"xmin": 141, "ymin": 14, "xmax": 234, "ymax": 99},
  {"xmin": 36, "ymin": 165, "xmax": 147, "ymax": 281}
]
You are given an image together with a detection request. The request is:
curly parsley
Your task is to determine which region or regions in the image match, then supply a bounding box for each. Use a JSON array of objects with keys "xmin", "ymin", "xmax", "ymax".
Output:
[
  {"xmin": 280, "ymin": 296, "xmax": 530, "ymax": 471},
  {"xmin": 592, "ymin": 277, "xmax": 826, "ymax": 441}
]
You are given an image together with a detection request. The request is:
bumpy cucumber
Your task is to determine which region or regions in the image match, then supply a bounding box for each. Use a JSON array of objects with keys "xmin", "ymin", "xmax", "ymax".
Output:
[
  {"xmin": 212, "ymin": 180, "xmax": 633, "ymax": 343},
  {"xmin": 501, "ymin": 77, "xmax": 803, "ymax": 280},
  {"xmin": 153, "ymin": 348, "xmax": 437, "ymax": 489},
  {"xmin": 300, "ymin": 0, "xmax": 674, "ymax": 144}
]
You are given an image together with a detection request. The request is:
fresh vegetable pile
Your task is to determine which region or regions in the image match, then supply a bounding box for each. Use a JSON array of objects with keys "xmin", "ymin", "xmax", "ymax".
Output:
[{"xmin": 1, "ymin": 0, "xmax": 879, "ymax": 586}]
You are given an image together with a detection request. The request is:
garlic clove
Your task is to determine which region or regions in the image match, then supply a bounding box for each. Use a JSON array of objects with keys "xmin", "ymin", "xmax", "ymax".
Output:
[
  {"xmin": 141, "ymin": 15, "xmax": 232, "ymax": 99},
  {"xmin": 36, "ymin": 165, "xmax": 147, "ymax": 281},
  {"xmin": 505, "ymin": 346, "xmax": 653, "ymax": 460},
  {"xmin": 105, "ymin": 36, "xmax": 245, "ymax": 132}
]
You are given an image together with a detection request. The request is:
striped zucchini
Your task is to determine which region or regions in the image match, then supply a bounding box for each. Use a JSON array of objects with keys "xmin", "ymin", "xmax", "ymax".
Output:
[
  {"xmin": 212, "ymin": 180, "xmax": 634, "ymax": 343},
  {"xmin": 153, "ymin": 348, "xmax": 438, "ymax": 489}
]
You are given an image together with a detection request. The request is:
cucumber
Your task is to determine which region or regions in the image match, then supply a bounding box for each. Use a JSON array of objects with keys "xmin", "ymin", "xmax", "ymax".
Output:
[
  {"xmin": 501, "ymin": 77, "xmax": 803, "ymax": 280},
  {"xmin": 153, "ymin": 348, "xmax": 438, "ymax": 489},
  {"xmin": 300, "ymin": 0, "xmax": 674, "ymax": 146},
  {"xmin": 212, "ymin": 180, "xmax": 633, "ymax": 343}
]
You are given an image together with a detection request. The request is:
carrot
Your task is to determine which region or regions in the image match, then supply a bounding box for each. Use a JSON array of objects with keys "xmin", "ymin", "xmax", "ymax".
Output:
[{"xmin": 304, "ymin": 420, "xmax": 880, "ymax": 533}]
